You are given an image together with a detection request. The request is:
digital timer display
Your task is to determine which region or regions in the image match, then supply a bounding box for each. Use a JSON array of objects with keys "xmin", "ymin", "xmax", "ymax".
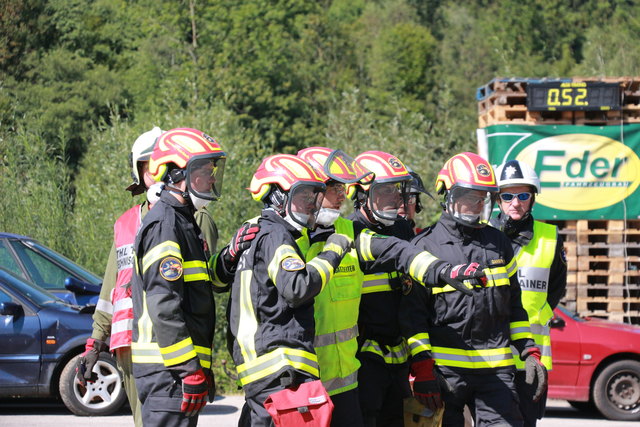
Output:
[{"xmin": 527, "ymin": 82, "xmax": 621, "ymax": 111}]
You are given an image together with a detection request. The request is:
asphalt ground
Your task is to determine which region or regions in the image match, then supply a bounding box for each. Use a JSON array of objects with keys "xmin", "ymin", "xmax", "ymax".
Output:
[{"xmin": 0, "ymin": 396, "xmax": 634, "ymax": 426}]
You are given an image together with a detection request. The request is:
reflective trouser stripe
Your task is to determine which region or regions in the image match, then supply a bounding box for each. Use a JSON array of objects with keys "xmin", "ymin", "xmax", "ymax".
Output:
[
  {"xmin": 314, "ymin": 325, "xmax": 358, "ymax": 348},
  {"xmin": 323, "ymin": 370, "xmax": 358, "ymax": 396},
  {"xmin": 360, "ymin": 339, "xmax": 408, "ymax": 364},
  {"xmin": 408, "ymin": 333, "xmax": 431, "ymax": 356},
  {"xmin": 432, "ymin": 346, "xmax": 515, "ymax": 369},
  {"xmin": 236, "ymin": 347, "xmax": 319, "ymax": 386}
]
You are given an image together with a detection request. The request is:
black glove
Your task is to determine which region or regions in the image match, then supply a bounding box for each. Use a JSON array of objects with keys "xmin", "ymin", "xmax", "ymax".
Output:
[
  {"xmin": 76, "ymin": 338, "xmax": 108, "ymax": 386},
  {"xmin": 325, "ymin": 233, "xmax": 355, "ymax": 255},
  {"xmin": 438, "ymin": 262, "xmax": 485, "ymax": 296},
  {"xmin": 523, "ymin": 347, "xmax": 548, "ymax": 402}
]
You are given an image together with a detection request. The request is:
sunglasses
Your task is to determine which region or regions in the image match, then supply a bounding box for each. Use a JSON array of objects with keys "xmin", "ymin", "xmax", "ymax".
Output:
[{"xmin": 499, "ymin": 192, "xmax": 532, "ymax": 202}]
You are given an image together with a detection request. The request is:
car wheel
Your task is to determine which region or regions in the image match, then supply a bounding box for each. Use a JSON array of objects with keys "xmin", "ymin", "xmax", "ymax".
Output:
[
  {"xmin": 592, "ymin": 359, "xmax": 640, "ymax": 421},
  {"xmin": 59, "ymin": 353, "xmax": 127, "ymax": 416}
]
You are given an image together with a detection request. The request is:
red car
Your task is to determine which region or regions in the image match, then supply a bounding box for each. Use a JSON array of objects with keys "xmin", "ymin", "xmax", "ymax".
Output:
[{"xmin": 548, "ymin": 305, "xmax": 640, "ymax": 421}]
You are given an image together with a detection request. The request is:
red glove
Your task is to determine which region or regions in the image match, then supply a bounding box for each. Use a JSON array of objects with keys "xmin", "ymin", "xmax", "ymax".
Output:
[
  {"xmin": 228, "ymin": 223, "xmax": 260, "ymax": 261},
  {"xmin": 410, "ymin": 359, "xmax": 444, "ymax": 411},
  {"xmin": 181, "ymin": 369, "xmax": 209, "ymax": 417},
  {"xmin": 522, "ymin": 347, "xmax": 548, "ymax": 402}
]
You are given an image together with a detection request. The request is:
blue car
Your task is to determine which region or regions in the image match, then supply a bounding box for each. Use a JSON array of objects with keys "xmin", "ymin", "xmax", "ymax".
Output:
[
  {"xmin": 0, "ymin": 232, "xmax": 102, "ymax": 306},
  {"xmin": 0, "ymin": 268, "xmax": 126, "ymax": 415}
]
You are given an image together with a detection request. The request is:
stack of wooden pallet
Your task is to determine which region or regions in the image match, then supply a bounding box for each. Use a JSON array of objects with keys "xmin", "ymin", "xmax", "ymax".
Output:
[
  {"xmin": 478, "ymin": 77, "xmax": 640, "ymax": 325},
  {"xmin": 477, "ymin": 77, "xmax": 640, "ymax": 128},
  {"xmin": 547, "ymin": 220, "xmax": 640, "ymax": 324}
]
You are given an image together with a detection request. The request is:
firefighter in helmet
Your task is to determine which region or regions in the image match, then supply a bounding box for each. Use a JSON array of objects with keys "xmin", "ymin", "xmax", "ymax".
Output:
[
  {"xmin": 491, "ymin": 159, "xmax": 565, "ymax": 427},
  {"xmin": 130, "ymin": 128, "xmax": 227, "ymax": 426},
  {"xmin": 347, "ymin": 151, "xmax": 482, "ymax": 427},
  {"xmin": 227, "ymin": 154, "xmax": 356, "ymax": 427},
  {"xmin": 400, "ymin": 152, "xmax": 546, "ymax": 426}
]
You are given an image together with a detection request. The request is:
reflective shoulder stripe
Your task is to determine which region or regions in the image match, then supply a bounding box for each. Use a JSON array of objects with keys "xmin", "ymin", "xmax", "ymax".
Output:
[
  {"xmin": 267, "ymin": 245, "xmax": 301, "ymax": 284},
  {"xmin": 408, "ymin": 251, "xmax": 438, "ymax": 286},
  {"xmin": 407, "ymin": 333, "xmax": 431, "ymax": 356},
  {"xmin": 183, "ymin": 260, "xmax": 210, "ymax": 282},
  {"xmin": 431, "ymin": 345, "xmax": 515, "ymax": 369},
  {"xmin": 142, "ymin": 241, "xmax": 182, "ymax": 273},
  {"xmin": 358, "ymin": 229, "xmax": 376, "ymax": 262},
  {"xmin": 236, "ymin": 347, "xmax": 319, "ymax": 386},
  {"xmin": 510, "ymin": 321, "xmax": 533, "ymax": 341}
]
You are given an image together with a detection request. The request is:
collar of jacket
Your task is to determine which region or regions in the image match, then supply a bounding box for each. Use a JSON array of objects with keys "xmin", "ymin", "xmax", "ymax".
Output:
[
  {"xmin": 495, "ymin": 212, "xmax": 534, "ymax": 246},
  {"xmin": 438, "ymin": 211, "xmax": 483, "ymax": 243},
  {"xmin": 261, "ymin": 208, "xmax": 303, "ymax": 238},
  {"xmin": 159, "ymin": 190, "xmax": 194, "ymax": 215}
]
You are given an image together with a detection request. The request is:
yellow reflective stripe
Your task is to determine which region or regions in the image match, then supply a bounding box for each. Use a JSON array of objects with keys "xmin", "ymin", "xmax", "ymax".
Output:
[
  {"xmin": 360, "ymin": 339, "xmax": 409, "ymax": 364},
  {"xmin": 194, "ymin": 345, "xmax": 213, "ymax": 369},
  {"xmin": 362, "ymin": 272, "xmax": 398, "ymax": 293},
  {"xmin": 510, "ymin": 321, "xmax": 533, "ymax": 341},
  {"xmin": 238, "ymin": 270, "xmax": 258, "ymax": 362},
  {"xmin": 268, "ymin": 245, "xmax": 300, "ymax": 283},
  {"xmin": 142, "ymin": 241, "xmax": 182, "ymax": 273},
  {"xmin": 358, "ymin": 230, "xmax": 375, "ymax": 261},
  {"xmin": 137, "ymin": 292, "xmax": 154, "ymax": 344},
  {"xmin": 409, "ymin": 252, "xmax": 438, "ymax": 285},
  {"xmin": 324, "ymin": 242, "xmax": 345, "ymax": 257},
  {"xmin": 323, "ymin": 371, "xmax": 358, "ymax": 396},
  {"xmin": 183, "ymin": 260, "xmax": 209, "ymax": 282},
  {"xmin": 236, "ymin": 347, "xmax": 319, "ymax": 386},
  {"xmin": 431, "ymin": 282, "xmax": 473, "ymax": 294},
  {"xmin": 432, "ymin": 346, "xmax": 515, "ymax": 369},
  {"xmin": 484, "ymin": 266, "xmax": 510, "ymax": 287},
  {"xmin": 209, "ymin": 251, "xmax": 228, "ymax": 288},
  {"xmin": 132, "ymin": 342, "xmax": 210, "ymax": 368},
  {"xmin": 307, "ymin": 257, "xmax": 334, "ymax": 290},
  {"xmin": 408, "ymin": 333, "xmax": 431, "ymax": 356},
  {"xmin": 159, "ymin": 337, "xmax": 197, "ymax": 366},
  {"xmin": 505, "ymin": 257, "xmax": 518, "ymax": 277}
]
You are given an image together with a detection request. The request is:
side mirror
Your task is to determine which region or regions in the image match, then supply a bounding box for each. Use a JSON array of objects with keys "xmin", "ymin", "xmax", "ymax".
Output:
[
  {"xmin": 0, "ymin": 301, "xmax": 24, "ymax": 317},
  {"xmin": 64, "ymin": 276, "xmax": 101, "ymax": 295},
  {"xmin": 549, "ymin": 316, "xmax": 566, "ymax": 329}
]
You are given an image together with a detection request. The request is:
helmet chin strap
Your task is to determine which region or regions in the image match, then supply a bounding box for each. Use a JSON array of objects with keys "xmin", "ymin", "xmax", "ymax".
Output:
[{"xmin": 165, "ymin": 183, "xmax": 191, "ymax": 204}]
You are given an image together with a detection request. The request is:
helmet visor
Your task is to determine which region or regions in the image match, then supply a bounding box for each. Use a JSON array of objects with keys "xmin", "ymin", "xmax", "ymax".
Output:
[
  {"xmin": 448, "ymin": 187, "xmax": 495, "ymax": 228},
  {"xmin": 369, "ymin": 181, "xmax": 407, "ymax": 221},
  {"xmin": 187, "ymin": 155, "xmax": 226, "ymax": 201},
  {"xmin": 325, "ymin": 150, "xmax": 374, "ymax": 185},
  {"xmin": 288, "ymin": 183, "xmax": 325, "ymax": 229}
]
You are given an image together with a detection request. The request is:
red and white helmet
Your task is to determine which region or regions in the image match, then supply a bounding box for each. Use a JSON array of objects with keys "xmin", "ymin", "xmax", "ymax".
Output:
[
  {"xmin": 297, "ymin": 147, "xmax": 373, "ymax": 184},
  {"xmin": 249, "ymin": 154, "xmax": 326, "ymax": 229},
  {"xmin": 350, "ymin": 151, "xmax": 412, "ymax": 225},
  {"xmin": 148, "ymin": 128, "xmax": 226, "ymax": 208},
  {"xmin": 435, "ymin": 152, "xmax": 497, "ymax": 228}
]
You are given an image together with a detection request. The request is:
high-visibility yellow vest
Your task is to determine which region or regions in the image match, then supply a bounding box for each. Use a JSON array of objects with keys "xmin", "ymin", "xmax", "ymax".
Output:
[
  {"xmin": 512, "ymin": 220, "xmax": 557, "ymax": 370},
  {"xmin": 305, "ymin": 217, "xmax": 364, "ymax": 395}
]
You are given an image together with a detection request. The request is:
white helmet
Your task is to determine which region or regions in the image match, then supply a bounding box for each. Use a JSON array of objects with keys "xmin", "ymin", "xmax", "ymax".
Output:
[
  {"xmin": 126, "ymin": 126, "xmax": 164, "ymax": 195},
  {"xmin": 495, "ymin": 160, "xmax": 541, "ymax": 193}
]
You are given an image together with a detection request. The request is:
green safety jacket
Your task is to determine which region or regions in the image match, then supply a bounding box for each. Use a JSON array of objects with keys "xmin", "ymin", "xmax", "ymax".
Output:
[
  {"xmin": 512, "ymin": 220, "xmax": 559, "ymax": 370},
  {"xmin": 303, "ymin": 217, "xmax": 364, "ymax": 396}
]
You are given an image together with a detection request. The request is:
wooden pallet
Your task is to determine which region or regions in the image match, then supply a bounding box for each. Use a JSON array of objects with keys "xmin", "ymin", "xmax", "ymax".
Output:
[{"xmin": 577, "ymin": 270, "xmax": 640, "ymax": 287}]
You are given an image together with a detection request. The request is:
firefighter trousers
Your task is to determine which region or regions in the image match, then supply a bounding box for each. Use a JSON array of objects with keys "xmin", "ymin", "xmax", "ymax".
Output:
[
  {"xmin": 439, "ymin": 366, "xmax": 523, "ymax": 427},
  {"xmin": 135, "ymin": 369, "xmax": 200, "ymax": 427},
  {"xmin": 515, "ymin": 370, "xmax": 547, "ymax": 427},
  {"xmin": 115, "ymin": 347, "xmax": 142, "ymax": 427},
  {"xmin": 330, "ymin": 388, "xmax": 364, "ymax": 427}
]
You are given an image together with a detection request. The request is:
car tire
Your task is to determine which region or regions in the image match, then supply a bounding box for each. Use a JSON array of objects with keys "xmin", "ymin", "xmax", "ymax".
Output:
[
  {"xmin": 59, "ymin": 353, "xmax": 127, "ymax": 416},
  {"xmin": 592, "ymin": 359, "xmax": 640, "ymax": 421}
]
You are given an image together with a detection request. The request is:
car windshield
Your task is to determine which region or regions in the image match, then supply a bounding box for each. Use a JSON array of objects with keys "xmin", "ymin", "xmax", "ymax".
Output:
[
  {"xmin": 14, "ymin": 239, "xmax": 102, "ymax": 288},
  {"xmin": 556, "ymin": 304, "xmax": 585, "ymax": 322},
  {"xmin": 0, "ymin": 267, "xmax": 65, "ymax": 307}
]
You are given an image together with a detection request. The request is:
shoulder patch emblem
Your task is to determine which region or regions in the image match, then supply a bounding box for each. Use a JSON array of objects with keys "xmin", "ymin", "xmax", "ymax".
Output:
[
  {"xmin": 159, "ymin": 257, "xmax": 183, "ymax": 281},
  {"xmin": 282, "ymin": 257, "xmax": 305, "ymax": 271},
  {"xmin": 560, "ymin": 246, "xmax": 567, "ymax": 264}
]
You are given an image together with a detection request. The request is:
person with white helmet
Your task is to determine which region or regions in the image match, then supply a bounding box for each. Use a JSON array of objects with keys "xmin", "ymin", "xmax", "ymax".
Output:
[
  {"xmin": 76, "ymin": 126, "xmax": 163, "ymax": 427},
  {"xmin": 491, "ymin": 159, "xmax": 567, "ymax": 427},
  {"xmin": 399, "ymin": 167, "xmax": 433, "ymax": 234}
]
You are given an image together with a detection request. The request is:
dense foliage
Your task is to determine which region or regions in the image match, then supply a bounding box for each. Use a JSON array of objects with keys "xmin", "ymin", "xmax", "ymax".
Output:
[{"xmin": 2, "ymin": 0, "xmax": 640, "ymax": 392}]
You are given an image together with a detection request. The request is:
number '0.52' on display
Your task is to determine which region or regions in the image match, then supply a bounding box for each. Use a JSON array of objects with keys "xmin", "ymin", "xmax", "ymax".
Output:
[{"xmin": 527, "ymin": 82, "xmax": 621, "ymax": 111}]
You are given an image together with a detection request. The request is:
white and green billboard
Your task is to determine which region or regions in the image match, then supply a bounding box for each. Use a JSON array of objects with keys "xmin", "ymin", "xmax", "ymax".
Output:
[{"xmin": 478, "ymin": 124, "xmax": 640, "ymax": 220}]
